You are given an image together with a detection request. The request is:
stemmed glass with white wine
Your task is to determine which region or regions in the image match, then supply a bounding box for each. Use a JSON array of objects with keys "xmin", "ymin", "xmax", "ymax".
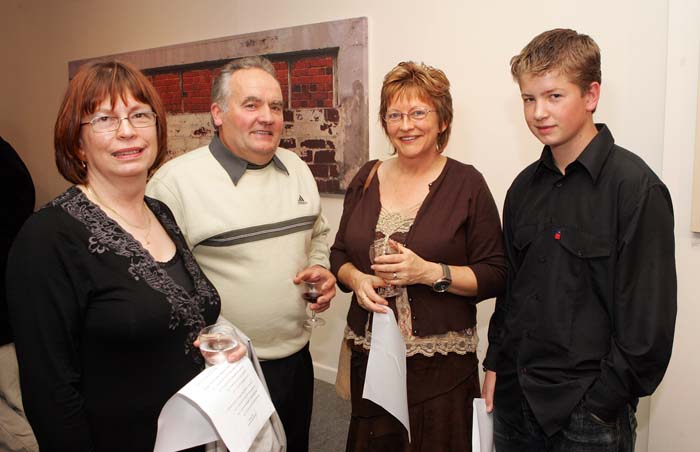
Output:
[
  {"xmin": 198, "ymin": 323, "xmax": 239, "ymax": 366},
  {"xmin": 369, "ymin": 238, "xmax": 402, "ymax": 298}
]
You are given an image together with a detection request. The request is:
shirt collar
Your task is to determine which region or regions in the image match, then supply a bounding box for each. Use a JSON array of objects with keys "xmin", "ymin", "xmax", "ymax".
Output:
[
  {"xmin": 534, "ymin": 124, "xmax": 614, "ymax": 183},
  {"xmin": 208, "ymin": 134, "xmax": 289, "ymax": 186}
]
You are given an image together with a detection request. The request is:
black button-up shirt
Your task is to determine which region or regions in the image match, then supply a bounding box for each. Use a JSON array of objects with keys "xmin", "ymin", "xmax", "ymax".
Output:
[{"xmin": 485, "ymin": 124, "xmax": 677, "ymax": 436}]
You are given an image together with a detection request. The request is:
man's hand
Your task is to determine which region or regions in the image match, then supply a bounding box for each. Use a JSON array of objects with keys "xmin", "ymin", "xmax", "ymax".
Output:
[
  {"xmin": 294, "ymin": 265, "xmax": 337, "ymax": 313},
  {"xmin": 482, "ymin": 370, "xmax": 497, "ymax": 413}
]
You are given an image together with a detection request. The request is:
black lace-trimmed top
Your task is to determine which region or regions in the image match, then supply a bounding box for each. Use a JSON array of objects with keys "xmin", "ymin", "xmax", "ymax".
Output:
[{"xmin": 6, "ymin": 186, "xmax": 220, "ymax": 452}]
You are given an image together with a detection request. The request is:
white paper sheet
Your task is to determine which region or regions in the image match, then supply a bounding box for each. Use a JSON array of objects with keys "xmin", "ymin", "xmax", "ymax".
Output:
[
  {"xmin": 362, "ymin": 309, "xmax": 411, "ymax": 441},
  {"xmin": 154, "ymin": 357, "xmax": 275, "ymax": 452},
  {"xmin": 471, "ymin": 398, "xmax": 495, "ymax": 452}
]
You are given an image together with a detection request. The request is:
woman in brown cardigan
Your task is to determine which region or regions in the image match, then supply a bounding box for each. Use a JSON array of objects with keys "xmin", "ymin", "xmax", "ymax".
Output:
[{"xmin": 330, "ymin": 61, "xmax": 507, "ymax": 452}]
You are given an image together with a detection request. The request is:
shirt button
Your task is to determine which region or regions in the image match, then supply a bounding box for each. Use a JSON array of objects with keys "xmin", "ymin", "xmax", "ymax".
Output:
[
  {"xmin": 413, "ymin": 329, "xmax": 418, "ymax": 335},
  {"xmin": 411, "ymin": 315, "xmax": 417, "ymax": 320},
  {"xmin": 408, "ymin": 297, "xmax": 413, "ymax": 303},
  {"xmin": 555, "ymin": 182, "xmax": 563, "ymax": 188}
]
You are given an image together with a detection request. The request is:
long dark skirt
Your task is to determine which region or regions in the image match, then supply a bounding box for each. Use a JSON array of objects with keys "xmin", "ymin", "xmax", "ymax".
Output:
[{"xmin": 346, "ymin": 346, "xmax": 480, "ymax": 452}]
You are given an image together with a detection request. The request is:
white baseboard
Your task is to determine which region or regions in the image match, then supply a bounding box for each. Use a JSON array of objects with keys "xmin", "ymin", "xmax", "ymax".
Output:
[{"xmin": 313, "ymin": 361, "xmax": 337, "ymax": 384}]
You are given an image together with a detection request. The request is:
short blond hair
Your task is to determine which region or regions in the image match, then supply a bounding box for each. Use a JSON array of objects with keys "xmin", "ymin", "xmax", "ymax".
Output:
[
  {"xmin": 510, "ymin": 28, "xmax": 601, "ymax": 94},
  {"xmin": 379, "ymin": 61, "xmax": 453, "ymax": 151}
]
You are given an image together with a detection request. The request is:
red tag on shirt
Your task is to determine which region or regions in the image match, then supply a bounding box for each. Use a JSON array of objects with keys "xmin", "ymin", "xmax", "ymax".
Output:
[{"xmin": 554, "ymin": 230, "xmax": 561, "ymax": 240}]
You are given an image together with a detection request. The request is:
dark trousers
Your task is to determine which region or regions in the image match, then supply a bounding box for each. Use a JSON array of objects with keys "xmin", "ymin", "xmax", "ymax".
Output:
[
  {"xmin": 494, "ymin": 397, "xmax": 637, "ymax": 452},
  {"xmin": 260, "ymin": 343, "xmax": 314, "ymax": 452}
]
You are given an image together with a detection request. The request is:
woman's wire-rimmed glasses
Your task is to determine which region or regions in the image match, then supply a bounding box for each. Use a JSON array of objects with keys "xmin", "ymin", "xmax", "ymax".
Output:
[
  {"xmin": 384, "ymin": 107, "xmax": 435, "ymax": 123},
  {"xmin": 80, "ymin": 111, "xmax": 157, "ymax": 133}
]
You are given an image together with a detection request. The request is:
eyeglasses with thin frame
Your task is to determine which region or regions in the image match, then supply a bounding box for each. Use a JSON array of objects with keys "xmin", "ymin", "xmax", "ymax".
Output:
[
  {"xmin": 80, "ymin": 111, "xmax": 158, "ymax": 133},
  {"xmin": 384, "ymin": 107, "xmax": 435, "ymax": 124}
]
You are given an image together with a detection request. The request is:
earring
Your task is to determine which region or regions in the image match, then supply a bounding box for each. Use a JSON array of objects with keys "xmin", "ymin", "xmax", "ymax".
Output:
[{"xmin": 81, "ymin": 160, "xmax": 87, "ymax": 169}]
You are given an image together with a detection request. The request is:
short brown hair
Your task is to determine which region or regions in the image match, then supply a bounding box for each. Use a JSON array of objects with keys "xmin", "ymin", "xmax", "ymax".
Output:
[
  {"xmin": 510, "ymin": 28, "xmax": 601, "ymax": 94},
  {"xmin": 379, "ymin": 61, "xmax": 453, "ymax": 152},
  {"xmin": 54, "ymin": 60, "xmax": 168, "ymax": 184}
]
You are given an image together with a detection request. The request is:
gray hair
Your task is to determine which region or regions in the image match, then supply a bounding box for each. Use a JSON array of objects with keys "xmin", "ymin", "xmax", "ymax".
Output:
[{"xmin": 211, "ymin": 56, "xmax": 278, "ymax": 111}]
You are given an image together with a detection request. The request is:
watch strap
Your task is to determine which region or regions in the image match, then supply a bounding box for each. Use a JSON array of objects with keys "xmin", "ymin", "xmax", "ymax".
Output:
[{"xmin": 440, "ymin": 263, "xmax": 451, "ymax": 281}]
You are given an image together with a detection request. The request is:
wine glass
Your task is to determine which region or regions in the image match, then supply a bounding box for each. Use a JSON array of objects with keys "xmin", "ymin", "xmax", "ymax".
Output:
[
  {"xmin": 369, "ymin": 238, "xmax": 402, "ymax": 297},
  {"xmin": 198, "ymin": 323, "xmax": 239, "ymax": 366},
  {"xmin": 303, "ymin": 281, "xmax": 326, "ymax": 328}
]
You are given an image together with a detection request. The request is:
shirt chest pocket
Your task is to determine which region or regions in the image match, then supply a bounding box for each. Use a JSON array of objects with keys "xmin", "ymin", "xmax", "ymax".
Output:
[
  {"xmin": 556, "ymin": 227, "xmax": 612, "ymax": 293},
  {"xmin": 512, "ymin": 224, "xmax": 612, "ymax": 290},
  {"xmin": 557, "ymin": 228, "xmax": 611, "ymax": 259}
]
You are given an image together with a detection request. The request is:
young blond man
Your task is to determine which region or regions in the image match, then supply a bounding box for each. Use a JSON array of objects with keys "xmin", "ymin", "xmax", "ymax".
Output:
[{"xmin": 483, "ymin": 29, "xmax": 677, "ymax": 451}]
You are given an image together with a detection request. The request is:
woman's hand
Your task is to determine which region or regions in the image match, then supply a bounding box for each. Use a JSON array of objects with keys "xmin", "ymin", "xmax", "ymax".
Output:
[
  {"xmin": 371, "ymin": 240, "xmax": 440, "ymax": 287},
  {"xmin": 350, "ymin": 272, "xmax": 390, "ymax": 313},
  {"xmin": 193, "ymin": 336, "xmax": 247, "ymax": 364}
]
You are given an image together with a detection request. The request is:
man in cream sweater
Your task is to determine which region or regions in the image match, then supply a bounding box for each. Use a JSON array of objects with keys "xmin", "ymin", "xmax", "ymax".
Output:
[{"xmin": 147, "ymin": 56, "xmax": 336, "ymax": 452}]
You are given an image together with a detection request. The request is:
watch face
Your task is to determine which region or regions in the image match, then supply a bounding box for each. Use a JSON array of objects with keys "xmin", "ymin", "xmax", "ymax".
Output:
[{"xmin": 434, "ymin": 280, "xmax": 450, "ymax": 292}]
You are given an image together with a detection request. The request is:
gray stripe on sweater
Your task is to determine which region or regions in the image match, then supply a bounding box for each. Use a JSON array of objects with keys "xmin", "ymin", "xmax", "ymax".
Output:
[{"xmin": 196, "ymin": 215, "xmax": 318, "ymax": 247}]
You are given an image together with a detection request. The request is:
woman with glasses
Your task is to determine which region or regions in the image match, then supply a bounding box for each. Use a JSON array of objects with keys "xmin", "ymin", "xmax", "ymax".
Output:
[
  {"xmin": 331, "ymin": 61, "xmax": 507, "ymax": 451},
  {"xmin": 6, "ymin": 61, "xmax": 240, "ymax": 452}
]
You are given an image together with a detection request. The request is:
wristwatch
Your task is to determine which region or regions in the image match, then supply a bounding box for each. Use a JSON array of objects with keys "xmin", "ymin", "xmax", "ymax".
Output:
[{"xmin": 432, "ymin": 263, "xmax": 452, "ymax": 292}]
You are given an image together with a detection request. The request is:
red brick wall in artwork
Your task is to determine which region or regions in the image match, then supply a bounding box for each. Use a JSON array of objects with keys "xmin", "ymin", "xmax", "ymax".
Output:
[
  {"xmin": 149, "ymin": 72, "xmax": 182, "ymax": 112},
  {"xmin": 147, "ymin": 53, "xmax": 333, "ymax": 114},
  {"xmin": 290, "ymin": 55, "xmax": 334, "ymax": 108},
  {"xmin": 181, "ymin": 69, "xmax": 213, "ymax": 113},
  {"xmin": 145, "ymin": 51, "xmax": 341, "ymax": 193}
]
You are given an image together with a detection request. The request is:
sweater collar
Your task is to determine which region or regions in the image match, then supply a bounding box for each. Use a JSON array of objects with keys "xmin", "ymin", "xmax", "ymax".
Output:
[{"xmin": 208, "ymin": 134, "xmax": 289, "ymax": 186}]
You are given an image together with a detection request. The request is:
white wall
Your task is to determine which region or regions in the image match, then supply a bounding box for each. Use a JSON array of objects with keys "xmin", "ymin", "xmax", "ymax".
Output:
[
  {"xmin": 1, "ymin": 1, "xmax": 696, "ymax": 451},
  {"xmin": 650, "ymin": 0, "xmax": 700, "ymax": 450}
]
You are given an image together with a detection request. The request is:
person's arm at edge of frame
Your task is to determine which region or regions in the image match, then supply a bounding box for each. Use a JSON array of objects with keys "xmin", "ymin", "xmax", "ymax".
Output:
[{"xmin": 583, "ymin": 183, "xmax": 677, "ymax": 422}]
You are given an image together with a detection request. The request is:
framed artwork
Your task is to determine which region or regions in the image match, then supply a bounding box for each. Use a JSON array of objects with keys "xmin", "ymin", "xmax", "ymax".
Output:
[{"xmin": 68, "ymin": 17, "xmax": 368, "ymax": 194}]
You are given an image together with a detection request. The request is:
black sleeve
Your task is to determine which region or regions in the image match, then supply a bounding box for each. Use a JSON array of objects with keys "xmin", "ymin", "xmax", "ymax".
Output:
[
  {"xmin": 6, "ymin": 209, "xmax": 94, "ymax": 452},
  {"xmin": 483, "ymin": 190, "xmax": 516, "ymax": 372},
  {"xmin": 584, "ymin": 184, "xmax": 677, "ymax": 420}
]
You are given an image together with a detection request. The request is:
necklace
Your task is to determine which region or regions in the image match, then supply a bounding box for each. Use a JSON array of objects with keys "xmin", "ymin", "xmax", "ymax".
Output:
[{"xmin": 86, "ymin": 185, "xmax": 152, "ymax": 245}]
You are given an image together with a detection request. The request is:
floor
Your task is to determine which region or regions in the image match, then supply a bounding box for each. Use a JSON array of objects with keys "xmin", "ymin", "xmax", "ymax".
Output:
[{"xmin": 309, "ymin": 379, "xmax": 351, "ymax": 452}]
